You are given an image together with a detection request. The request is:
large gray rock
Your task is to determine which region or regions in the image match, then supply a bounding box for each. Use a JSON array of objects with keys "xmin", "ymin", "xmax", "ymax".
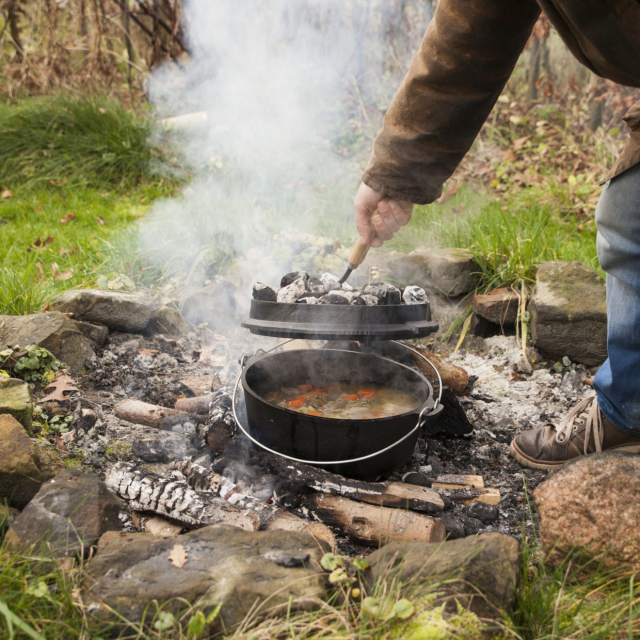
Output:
[
  {"xmin": 0, "ymin": 414, "xmax": 42, "ymax": 508},
  {"xmin": 52, "ymin": 289, "xmax": 158, "ymax": 333},
  {"xmin": 0, "ymin": 378, "xmax": 33, "ymax": 433},
  {"xmin": 535, "ymin": 452, "xmax": 640, "ymax": 571},
  {"xmin": 0, "ymin": 312, "xmax": 95, "ymax": 374},
  {"xmin": 530, "ymin": 261, "xmax": 607, "ymax": 366},
  {"xmin": 83, "ymin": 525, "xmax": 329, "ymax": 633},
  {"xmin": 365, "ymin": 533, "xmax": 520, "ymax": 619},
  {"xmin": 387, "ymin": 248, "xmax": 480, "ymax": 297},
  {"xmin": 5, "ymin": 467, "xmax": 121, "ymax": 557}
]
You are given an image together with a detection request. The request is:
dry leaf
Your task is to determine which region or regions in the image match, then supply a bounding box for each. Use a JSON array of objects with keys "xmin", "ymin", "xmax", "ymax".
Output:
[
  {"xmin": 34, "ymin": 262, "xmax": 45, "ymax": 282},
  {"xmin": 60, "ymin": 212, "xmax": 77, "ymax": 224},
  {"xmin": 2, "ymin": 189, "xmax": 14, "ymax": 198},
  {"xmin": 98, "ymin": 107, "xmax": 107, "ymax": 114},
  {"xmin": 31, "ymin": 235, "xmax": 55, "ymax": 251},
  {"xmin": 138, "ymin": 348, "xmax": 159, "ymax": 356},
  {"xmin": 56, "ymin": 435, "xmax": 70, "ymax": 456},
  {"xmin": 49, "ymin": 179, "xmax": 58, "ymax": 187},
  {"xmin": 513, "ymin": 134, "xmax": 532, "ymax": 150},
  {"xmin": 38, "ymin": 372, "xmax": 80, "ymax": 403},
  {"xmin": 437, "ymin": 183, "xmax": 461, "ymax": 204},
  {"xmin": 51, "ymin": 263, "xmax": 74, "ymax": 281},
  {"xmin": 96, "ymin": 216, "xmax": 106, "ymax": 225},
  {"xmin": 168, "ymin": 543, "xmax": 188, "ymax": 568}
]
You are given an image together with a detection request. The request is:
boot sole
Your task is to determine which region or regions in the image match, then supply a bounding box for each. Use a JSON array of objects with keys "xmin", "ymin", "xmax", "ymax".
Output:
[{"xmin": 509, "ymin": 440, "xmax": 640, "ymax": 470}]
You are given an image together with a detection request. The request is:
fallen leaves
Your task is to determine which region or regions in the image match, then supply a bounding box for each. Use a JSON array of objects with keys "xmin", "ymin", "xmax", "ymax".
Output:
[
  {"xmin": 138, "ymin": 348, "xmax": 159, "ymax": 356},
  {"xmin": 1, "ymin": 189, "xmax": 14, "ymax": 198},
  {"xmin": 51, "ymin": 262, "xmax": 73, "ymax": 280},
  {"xmin": 168, "ymin": 543, "xmax": 188, "ymax": 568},
  {"xmin": 38, "ymin": 372, "xmax": 80, "ymax": 403},
  {"xmin": 60, "ymin": 212, "xmax": 77, "ymax": 224},
  {"xmin": 96, "ymin": 216, "xmax": 106, "ymax": 225},
  {"xmin": 30, "ymin": 235, "xmax": 55, "ymax": 251}
]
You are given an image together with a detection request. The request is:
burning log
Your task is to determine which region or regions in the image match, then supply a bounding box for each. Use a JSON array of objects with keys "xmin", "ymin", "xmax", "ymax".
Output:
[
  {"xmin": 308, "ymin": 493, "xmax": 446, "ymax": 546},
  {"xmin": 114, "ymin": 399, "xmax": 206, "ymax": 430},
  {"xmin": 250, "ymin": 451, "xmax": 445, "ymax": 514},
  {"xmin": 174, "ymin": 395, "xmax": 213, "ymax": 415},
  {"xmin": 106, "ymin": 462, "xmax": 260, "ymax": 531},
  {"xmin": 411, "ymin": 348, "xmax": 470, "ymax": 395},
  {"xmin": 196, "ymin": 389, "xmax": 236, "ymax": 454}
]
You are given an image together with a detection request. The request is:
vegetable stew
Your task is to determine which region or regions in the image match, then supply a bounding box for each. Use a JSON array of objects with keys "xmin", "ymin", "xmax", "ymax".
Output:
[{"xmin": 266, "ymin": 383, "xmax": 420, "ymax": 420}]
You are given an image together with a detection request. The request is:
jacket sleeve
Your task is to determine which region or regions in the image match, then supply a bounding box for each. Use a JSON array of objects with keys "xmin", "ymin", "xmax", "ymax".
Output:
[{"xmin": 362, "ymin": 0, "xmax": 541, "ymax": 205}]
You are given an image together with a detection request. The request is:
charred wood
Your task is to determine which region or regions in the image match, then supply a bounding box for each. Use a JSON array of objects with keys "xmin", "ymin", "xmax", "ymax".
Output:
[
  {"xmin": 197, "ymin": 388, "xmax": 236, "ymax": 454},
  {"xmin": 307, "ymin": 493, "xmax": 446, "ymax": 547},
  {"xmin": 250, "ymin": 451, "xmax": 444, "ymax": 514},
  {"xmin": 105, "ymin": 462, "xmax": 259, "ymax": 531}
]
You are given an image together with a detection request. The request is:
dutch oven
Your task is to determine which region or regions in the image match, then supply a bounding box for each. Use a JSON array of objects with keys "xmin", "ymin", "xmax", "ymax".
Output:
[{"xmin": 238, "ymin": 348, "xmax": 443, "ymax": 479}]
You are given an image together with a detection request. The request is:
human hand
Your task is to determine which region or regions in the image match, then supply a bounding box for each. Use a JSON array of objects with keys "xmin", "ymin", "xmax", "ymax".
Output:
[{"xmin": 353, "ymin": 182, "xmax": 413, "ymax": 248}]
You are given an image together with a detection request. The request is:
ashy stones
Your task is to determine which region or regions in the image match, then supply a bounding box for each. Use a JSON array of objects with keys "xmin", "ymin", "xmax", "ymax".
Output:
[
  {"xmin": 534, "ymin": 451, "xmax": 640, "ymax": 571},
  {"xmin": 387, "ymin": 248, "xmax": 480, "ymax": 297},
  {"xmin": 5, "ymin": 467, "xmax": 121, "ymax": 558},
  {"xmin": 82, "ymin": 525, "xmax": 329, "ymax": 633},
  {"xmin": 0, "ymin": 378, "xmax": 33, "ymax": 433},
  {"xmin": 472, "ymin": 287, "xmax": 519, "ymax": 325},
  {"xmin": 277, "ymin": 277, "xmax": 309, "ymax": 303},
  {"xmin": 0, "ymin": 414, "xmax": 42, "ymax": 508},
  {"xmin": 402, "ymin": 285, "xmax": 428, "ymax": 305},
  {"xmin": 365, "ymin": 533, "xmax": 520, "ymax": 619},
  {"xmin": 530, "ymin": 261, "xmax": 607, "ymax": 366},
  {"xmin": 281, "ymin": 271, "xmax": 309, "ymax": 288},
  {"xmin": 0, "ymin": 312, "xmax": 95, "ymax": 374}
]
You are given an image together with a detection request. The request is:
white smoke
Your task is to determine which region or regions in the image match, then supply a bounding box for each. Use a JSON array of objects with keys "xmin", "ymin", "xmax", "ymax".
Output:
[{"xmin": 139, "ymin": 0, "xmax": 432, "ymax": 332}]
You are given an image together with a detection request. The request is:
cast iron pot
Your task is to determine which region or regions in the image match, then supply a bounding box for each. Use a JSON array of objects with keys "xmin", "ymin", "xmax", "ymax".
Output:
[{"xmin": 240, "ymin": 348, "xmax": 442, "ymax": 479}]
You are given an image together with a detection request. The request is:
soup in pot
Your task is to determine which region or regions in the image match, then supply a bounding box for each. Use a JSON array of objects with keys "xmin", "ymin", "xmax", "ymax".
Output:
[{"xmin": 266, "ymin": 383, "xmax": 420, "ymax": 420}]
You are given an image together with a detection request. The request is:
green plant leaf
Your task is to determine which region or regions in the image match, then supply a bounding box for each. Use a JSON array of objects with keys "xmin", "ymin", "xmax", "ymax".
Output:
[
  {"xmin": 153, "ymin": 610, "xmax": 175, "ymax": 631},
  {"xmin": 392, "ymin": 599, "xmax": 415, "ymax": 620},
  {"xmin": 321, "ymin": 552, "xmax": 342, "ymax": 571},
  {"xmin": 187, "ymin": 611, "xmax": 206, "ymax": 637},
  {"xmin": 352, "ymin": 557, "xmax": 369, "ymax": 572},
  {"xmin": 362, "ymin": 596, "xmax": 394, "ymax": 619}
]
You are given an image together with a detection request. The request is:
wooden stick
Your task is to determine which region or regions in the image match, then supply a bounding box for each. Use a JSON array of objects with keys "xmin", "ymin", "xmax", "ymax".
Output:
[
  {"xmin": 307, "ymin": 493, "xmax": 446, "ymax": 547},
  {"xmin": 105, "ymin": 462, "xmax": 259, "ymax": 531},
  {"xmin": 196, "ymin": 389, "xmax": 236, "ymax": 454},
  {"xmin": 174, "ymin": 395, "xmax": 213, "ymax": 415},
  {"xmin": 250, "ymin": 451, "xmax": 444, "ymax": 514},
  {"xmin": 114, "ymin": 399, "xmax": 206, "ymax": 430}
]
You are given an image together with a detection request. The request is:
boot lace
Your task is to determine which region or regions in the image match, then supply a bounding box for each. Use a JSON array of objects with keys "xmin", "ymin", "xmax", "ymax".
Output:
[{"xmin": 554, "ymin": 394, "xmax": 603, "ymax": 454}]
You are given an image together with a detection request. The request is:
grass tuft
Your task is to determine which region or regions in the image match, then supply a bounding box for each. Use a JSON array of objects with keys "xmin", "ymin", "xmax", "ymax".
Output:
[{"xmin": 0, "ymin": 96, "xmax": 160, "ymax": 190}]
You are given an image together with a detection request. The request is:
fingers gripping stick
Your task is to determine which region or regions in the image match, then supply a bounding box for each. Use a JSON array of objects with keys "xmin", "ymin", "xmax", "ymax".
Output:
[{"xmin": 339, "ymin": 209, "xmax": 378, "ymax": 284}]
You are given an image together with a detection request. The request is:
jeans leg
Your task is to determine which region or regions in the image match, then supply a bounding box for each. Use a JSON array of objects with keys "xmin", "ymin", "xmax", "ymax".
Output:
[{"xmin": 594, "ymin": 163, "xmax": 640, "ymax": 434}]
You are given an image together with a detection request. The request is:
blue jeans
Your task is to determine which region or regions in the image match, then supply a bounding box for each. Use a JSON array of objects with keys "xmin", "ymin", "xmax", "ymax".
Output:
[{"xmin": 594, "ymin": 162, "xmax": 640, "ymax": 435}]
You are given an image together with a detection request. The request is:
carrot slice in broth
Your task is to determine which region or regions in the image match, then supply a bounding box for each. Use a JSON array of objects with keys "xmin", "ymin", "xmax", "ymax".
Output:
[
  {"xmin": 344, "ymin": 394, "xmax": 359, "ymax": 401},
  {"xmin": 288, "ymin": 395, "xmax": 308, "ymax": 408},
  {"xmin": 358, "ymin": 389, "xmax": 377, "ymax": 398},
  {"xmin": 297, "ymin": 384, "xmax": 313, "ymax": 391}
]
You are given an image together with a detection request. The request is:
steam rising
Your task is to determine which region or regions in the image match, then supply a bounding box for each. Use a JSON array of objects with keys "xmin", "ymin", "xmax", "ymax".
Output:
[{"xmin": 140, "ymin": 0, "xmax": 431, "ymax": 334}]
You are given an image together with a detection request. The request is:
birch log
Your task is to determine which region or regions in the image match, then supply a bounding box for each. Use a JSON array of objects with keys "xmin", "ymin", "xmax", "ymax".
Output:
[
  {"xmin": 106, "ymin": 462, "xmax": 259, "ymax": 531},
  {"xmin": 114, "ymin": 399, "xmax": 205, "ymax": 429},
  {"xmin": 308, "ymin": 493, "xmax": 446, "ymax": 547},
  {"xmin": 411, "ymin": 349, "xmax": 470, "ymax": 395}
]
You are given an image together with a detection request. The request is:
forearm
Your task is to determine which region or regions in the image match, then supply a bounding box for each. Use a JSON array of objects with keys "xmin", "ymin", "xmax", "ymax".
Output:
[{"xmin": 363, "ymin": 0, "xmax": 540, "ymax": 205}]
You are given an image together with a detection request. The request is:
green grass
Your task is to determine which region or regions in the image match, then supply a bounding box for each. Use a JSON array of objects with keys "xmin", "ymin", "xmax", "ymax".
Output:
[
  {"xmin": 386, "ymin": 186, "xmax": 600, "ymax": 293},
  {"xmin": 0, "ymin": 182, "xmax": 177, "ymax": 315},
  {"xmin": 0, "ymin": 96, "xmax": 162, "ymax": 190}
]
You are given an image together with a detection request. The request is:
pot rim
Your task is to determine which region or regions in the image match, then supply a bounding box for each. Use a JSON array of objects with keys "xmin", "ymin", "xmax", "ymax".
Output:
[{"xmin": 241, "ymin": 347, "xmax": 436, "ymax": 423}]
